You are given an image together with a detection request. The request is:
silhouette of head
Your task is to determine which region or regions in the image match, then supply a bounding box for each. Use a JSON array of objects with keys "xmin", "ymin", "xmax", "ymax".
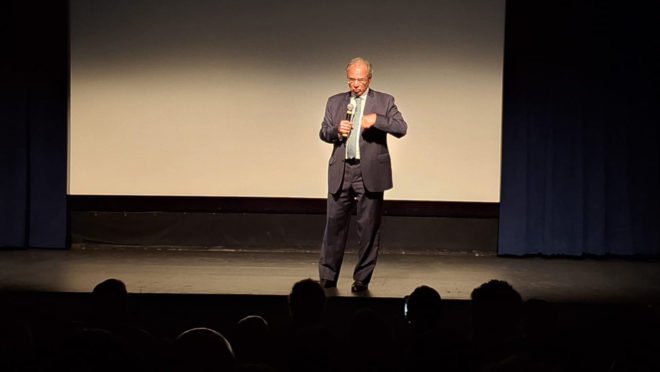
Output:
[
  {"xmin": 93, "ymin": 278, "xmax": 127, "ymax": 299},
  {"xmin": 405, "ymin": 285, "xmax": 443, "ymax": 331},
  {"xmin": 233, "ymin": 315, "xmax": 270, "ymax": 365},
  {"xmin": 171, "ymin": 327, "xmax": 235, "ymax": 371},
  {"xmin": 92, "ymin": 278, "xmax": 128, "ymax": 325},
  {"xmin": 288, "ymin": 278, "xmax": 326, "ymax": 327},
  {"xmin": 471, "ymin": 279, "xmax": 523, "ymax": 342}
]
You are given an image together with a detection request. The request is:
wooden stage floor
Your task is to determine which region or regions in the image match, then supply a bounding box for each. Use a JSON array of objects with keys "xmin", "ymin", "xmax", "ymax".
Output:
[{"xmin": 2, "ymin": 247, "xmax": 660, "ymax": 304}]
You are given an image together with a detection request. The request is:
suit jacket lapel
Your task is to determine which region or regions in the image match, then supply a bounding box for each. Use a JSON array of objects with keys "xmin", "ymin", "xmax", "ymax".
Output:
[{"xmin": 364, "ymin": 89, "xmax": 376, "ymax": 115}]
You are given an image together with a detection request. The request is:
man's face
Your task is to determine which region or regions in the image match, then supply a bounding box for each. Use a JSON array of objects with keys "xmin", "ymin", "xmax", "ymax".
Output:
[{"xmin": 347, "ymin": 62, "xmax": 371, "ymax": 97}]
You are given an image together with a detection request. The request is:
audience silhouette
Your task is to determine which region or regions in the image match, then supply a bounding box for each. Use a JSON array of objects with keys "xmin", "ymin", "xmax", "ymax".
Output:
[
  {"xmin": 470, "ymin": 279, "xmax": 526, "ymax": 371},
  {"xmin": 232, "ymin": 315, "xmax": 275, "ymax": 371},
  {"xmin": 2, "ymin": 276, "xmax": 658, "ymax": 372},
  {"xmin": 89, "ymin": 278, "xmax": 160, "ymax": 371},
  {"xmin": 286, "ymin": 278, "xmax": 337, "ymax": 372},
  {"xmin": 402, "ymin": 285, "xmax": 466, "ymax": 372},
  {"xmin": 168, "ymin": 326, "xmax": 235, "ymax": 372},
  {"xmin": 287, "ymin": 278, "xmax": 326, "ymax": 330}
]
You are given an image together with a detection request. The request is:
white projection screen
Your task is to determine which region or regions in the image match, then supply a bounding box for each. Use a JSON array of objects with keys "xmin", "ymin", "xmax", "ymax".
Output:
[{"xmin": 69, "ymin": 0, "xmax": 505, "ymax": 202}]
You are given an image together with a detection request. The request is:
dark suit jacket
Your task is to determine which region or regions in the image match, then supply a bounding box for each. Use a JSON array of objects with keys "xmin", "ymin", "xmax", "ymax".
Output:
[{"xmin": 319, "ymin": 89, "xmax": 407, "ymax": 193}]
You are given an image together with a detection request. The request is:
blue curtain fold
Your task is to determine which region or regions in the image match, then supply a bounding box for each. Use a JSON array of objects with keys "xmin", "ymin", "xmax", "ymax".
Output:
[
  {"xmin": 499, "ymin": 1, "xmax": 659, "ymax": 256},
  {"xmin": 1, "ymin": 1, "xmax": 68, "ymax": 249}
]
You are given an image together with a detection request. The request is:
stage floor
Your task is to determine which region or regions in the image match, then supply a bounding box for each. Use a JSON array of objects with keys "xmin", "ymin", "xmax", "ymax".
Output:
[{"xmin": 2, "ymin": 247, "xmax": 660, "ymax": 304}]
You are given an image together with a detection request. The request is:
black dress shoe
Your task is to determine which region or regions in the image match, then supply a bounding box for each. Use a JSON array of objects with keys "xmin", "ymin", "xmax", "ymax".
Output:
[
  {"xmin": 320, "ymin": 279, "xmax": 337, "ymax": 288},
  {"xmin": 351, "ymin": 281, "xmax": 368, "ymax": 293}
]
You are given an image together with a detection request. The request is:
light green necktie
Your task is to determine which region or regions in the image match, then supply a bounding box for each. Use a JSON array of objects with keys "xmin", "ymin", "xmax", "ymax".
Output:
[{"xmin": 347, "ymin": 97, "xmax": 361, "ymax": 159}]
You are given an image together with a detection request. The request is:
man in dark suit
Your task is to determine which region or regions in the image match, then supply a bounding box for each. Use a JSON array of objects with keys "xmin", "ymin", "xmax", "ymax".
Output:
[{"xmin": 319, "ymin": 57, "xmax": 407, "ymax": 293}]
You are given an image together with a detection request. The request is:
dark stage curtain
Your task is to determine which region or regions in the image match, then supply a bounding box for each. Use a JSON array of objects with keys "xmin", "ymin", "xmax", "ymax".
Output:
[
  {"xmin": 499, "ymin": 1, "xmax": 659, "ymax": 255},
  {"xmin": 1, "ymin": 1, "xmax": 68, "ymax": 249}
]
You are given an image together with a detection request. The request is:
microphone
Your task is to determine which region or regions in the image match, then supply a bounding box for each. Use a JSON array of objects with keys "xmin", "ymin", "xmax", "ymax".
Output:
[{"xmin": 342, "ymin": 103, "xmax": 354, "ymax": 138}]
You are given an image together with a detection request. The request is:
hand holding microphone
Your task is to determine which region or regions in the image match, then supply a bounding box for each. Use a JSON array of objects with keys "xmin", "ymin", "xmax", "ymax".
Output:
[{"xmin": 340, "ymin": 103, "xmax": 354, "ymax": 138}]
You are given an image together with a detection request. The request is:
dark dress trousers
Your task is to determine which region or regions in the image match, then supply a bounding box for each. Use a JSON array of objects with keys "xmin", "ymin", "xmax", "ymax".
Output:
[{"xmin": 319, "ymin": 89, "xmax": 407, "ymax": 284}]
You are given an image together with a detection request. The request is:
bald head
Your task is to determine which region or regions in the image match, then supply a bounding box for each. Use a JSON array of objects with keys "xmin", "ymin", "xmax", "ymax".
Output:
[{"xmin": 346, "ymin": 57, "xmax": 373, "ymax": 78}]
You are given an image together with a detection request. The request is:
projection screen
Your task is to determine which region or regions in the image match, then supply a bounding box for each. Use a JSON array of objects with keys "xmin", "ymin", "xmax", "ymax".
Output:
[{"xmin": 69, "ymin": 0, "xmax": 505, "ymax": 202}]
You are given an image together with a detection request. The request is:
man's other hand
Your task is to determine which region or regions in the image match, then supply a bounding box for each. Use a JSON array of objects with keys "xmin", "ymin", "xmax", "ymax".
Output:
[{"xmin": 361, "ymin": 113, "xmax": 376, "ymax": 129}]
